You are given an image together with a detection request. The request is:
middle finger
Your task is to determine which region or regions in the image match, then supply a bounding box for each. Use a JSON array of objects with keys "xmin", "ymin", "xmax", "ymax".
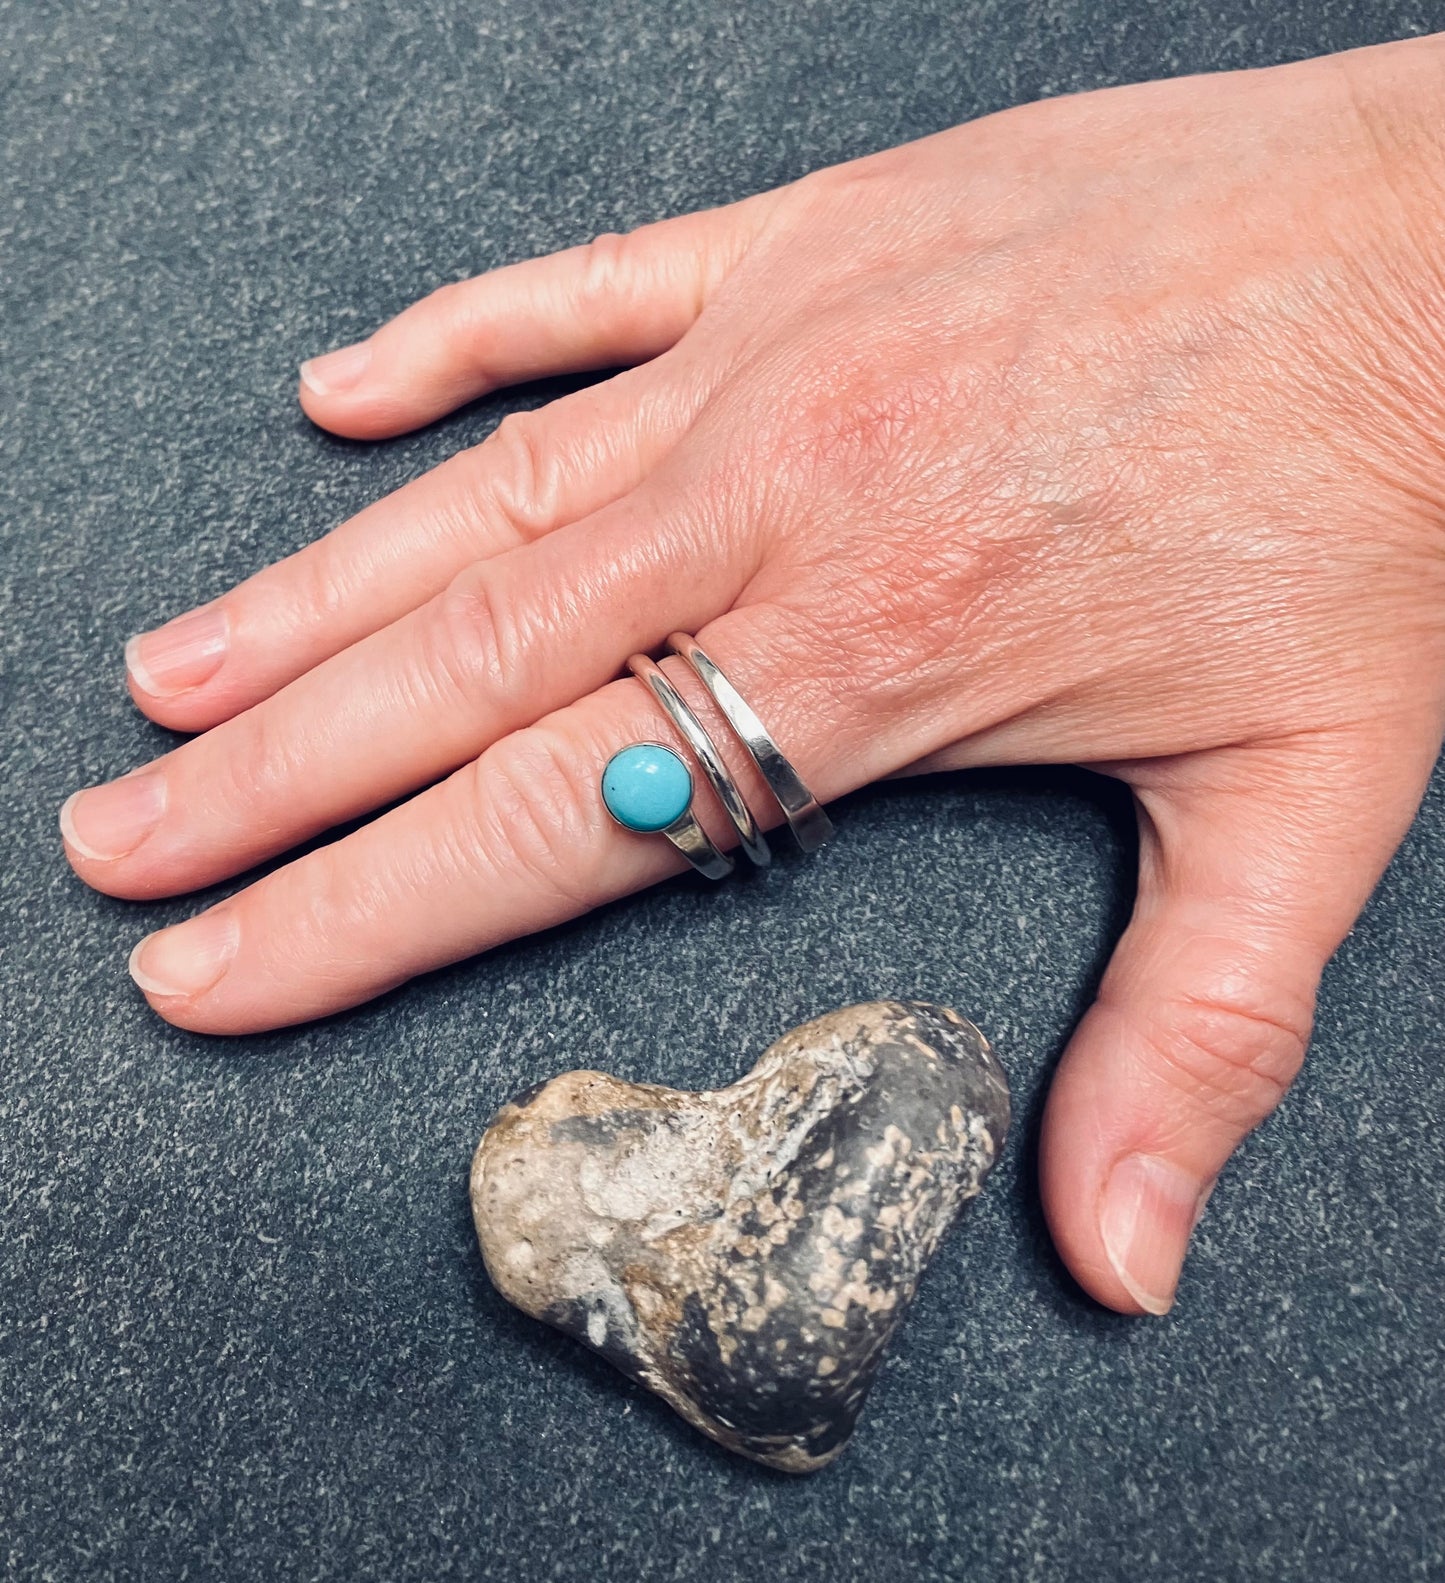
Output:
[
  {"xmin": 126, "ymin": 362, "xmax": 703, "ymax": 734},
  {"xmin": 62, "ymin": 480, "xmax": 759, "ymax": 899}
]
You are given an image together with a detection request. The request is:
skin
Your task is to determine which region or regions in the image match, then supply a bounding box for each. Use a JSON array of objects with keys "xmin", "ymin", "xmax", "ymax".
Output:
[{"xmin": 59, "ymin": 35, "xmax": 1445, "ymax": 1318}]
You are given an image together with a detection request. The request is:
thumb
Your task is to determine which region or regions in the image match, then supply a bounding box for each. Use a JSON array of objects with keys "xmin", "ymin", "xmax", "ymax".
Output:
[{"xmin": 1040, "ymin": 728, "xmax": 1438, "ymax": 1316}]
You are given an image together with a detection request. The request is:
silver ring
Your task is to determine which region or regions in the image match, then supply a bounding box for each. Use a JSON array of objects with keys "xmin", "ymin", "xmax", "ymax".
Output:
[
  {"xmin": 626, "ymin": 653, "xmax": 771, "ymax": 868},
  {"xmin": 599, "ymin": 741, "xmax": 733, "ymax": 880},
  {"xmin": 665, "ymin": 632, "xmax": 834, "ymax": 854}
]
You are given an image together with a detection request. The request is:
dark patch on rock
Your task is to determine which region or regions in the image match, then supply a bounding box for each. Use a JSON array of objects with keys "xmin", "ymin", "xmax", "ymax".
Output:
[{"xmin": 470, "ymin": 1000, "xmax": 1010, "ymax": 1472}]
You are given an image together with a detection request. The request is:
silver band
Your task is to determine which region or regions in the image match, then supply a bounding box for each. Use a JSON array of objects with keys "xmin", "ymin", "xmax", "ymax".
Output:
[
  {"xmin": 626, "ymin": 653, "xmax": 772, "ymax": 868},
  {"xmin": 665, "ymin": 633, "xmax": 834, "ymax": 854},
  {"xmin": 661, "ymin": 808, "xmax": 734, "ymax": 880}
]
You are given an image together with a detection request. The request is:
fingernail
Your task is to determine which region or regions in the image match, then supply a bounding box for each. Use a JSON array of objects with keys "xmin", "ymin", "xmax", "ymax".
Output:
[
  {"xmin": 60, "ymin": 773, "xmax": 167, "ymax": 862},
  {"xmin": 1099, "ymin": 1153, "xmax": 1210, "ymax": 1316},
  {"xmin": 129, "ymin": 911, "xmax": 238, "ymax": 1000},
  {"xmin": 125, "ymin": 603, "xmax": 229, "ymax": 697},
  {"xmin": 299, "ymin": 339, "xmax": 372, "ymax": 396}
]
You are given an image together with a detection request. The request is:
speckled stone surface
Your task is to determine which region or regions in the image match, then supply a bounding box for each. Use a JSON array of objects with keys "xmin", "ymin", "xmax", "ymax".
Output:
[
  {"xmin": 473, "ymin": 1002, "xmax": 1010, "ymax": 1471},
  {"xmin": 3, "ymin": 0, "xmax": 1444, "ymax": 1579}
]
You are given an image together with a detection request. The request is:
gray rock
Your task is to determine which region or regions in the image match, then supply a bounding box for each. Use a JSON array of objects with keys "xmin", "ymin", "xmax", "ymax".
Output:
[{"xmin": 470, "ymin": 1000, "xmax": 1010, "ymax": 1472}]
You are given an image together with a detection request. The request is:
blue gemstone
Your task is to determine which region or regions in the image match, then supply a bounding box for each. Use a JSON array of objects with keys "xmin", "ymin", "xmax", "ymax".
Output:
[{"xmin": 601, "ymin": 743, "xmax": 693, "ymax": 833}]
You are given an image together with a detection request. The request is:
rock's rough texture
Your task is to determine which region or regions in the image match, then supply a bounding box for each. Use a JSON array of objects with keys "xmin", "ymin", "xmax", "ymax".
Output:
[{"xmin": 471, "ymin": 1000, "xmax": 1010, "ymax": 1472}]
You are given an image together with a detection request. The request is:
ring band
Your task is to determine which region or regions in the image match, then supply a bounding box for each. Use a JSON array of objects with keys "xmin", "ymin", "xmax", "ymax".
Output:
[
  {"xmin": 665, "ymin": 633, "xmax": 834, "ymax": 854},
  {"xmin": 601, "ymin": 636, "xmax": 834, "ymax": 881},
  {"xmin": 626, "ymin": 653, "xmax": 772, "ymax": 868}
]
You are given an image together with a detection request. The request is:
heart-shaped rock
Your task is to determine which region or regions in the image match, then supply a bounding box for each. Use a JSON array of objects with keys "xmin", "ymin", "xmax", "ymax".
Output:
[{"xmin": 470, "ymin": 999, "xmax": 1010, "ymax": 1473}]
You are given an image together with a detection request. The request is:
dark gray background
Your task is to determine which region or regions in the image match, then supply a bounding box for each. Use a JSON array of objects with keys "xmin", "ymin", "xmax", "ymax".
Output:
[{"xmin": 3, "ymin": 1, "xmax": 1443, "ymax": 1579}]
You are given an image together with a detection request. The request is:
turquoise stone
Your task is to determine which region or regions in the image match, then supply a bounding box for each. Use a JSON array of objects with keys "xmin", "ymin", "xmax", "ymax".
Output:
[{"xmin": 601, "ymin": 744, "xmax": 693, "ymax": 833}]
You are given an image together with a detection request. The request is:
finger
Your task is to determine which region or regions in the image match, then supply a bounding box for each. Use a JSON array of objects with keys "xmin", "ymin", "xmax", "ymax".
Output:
[
  {"xmin": 121, "ymin": 624, "xmax": 839, "ymax": 1034},
  {"xmin": 297, "ymin": 193, "xmax": 780, "ymax": 440},
  {"xmin": 125, "ymin": 364, "xmax": 702, "ymax": 733},
  {"xmin": 64, "ymin": 481, "xmax": 762, "ymax": 900},
  {"xmin": 1040, "ymin": 727, "xmax": 1438, "ymax": 1317}
]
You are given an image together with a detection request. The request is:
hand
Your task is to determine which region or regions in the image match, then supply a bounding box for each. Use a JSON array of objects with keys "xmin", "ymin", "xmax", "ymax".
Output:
[{"xmin": 60, "ymin": 35, "xmax": 1445, "ymax": 1315}]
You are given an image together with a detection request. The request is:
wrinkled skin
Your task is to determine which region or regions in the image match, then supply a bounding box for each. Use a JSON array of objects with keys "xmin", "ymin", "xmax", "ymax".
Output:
[{"xmin": 60, "ymin": 35, "xmax": 1445, "ymax": 1317}]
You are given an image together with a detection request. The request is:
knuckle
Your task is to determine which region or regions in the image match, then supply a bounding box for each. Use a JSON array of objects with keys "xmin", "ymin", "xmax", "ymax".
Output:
[
  {"xmin": 425, "ymin": 564, "xmax": 514, "ymax": 708},
  {"xmin": 476, "ymin": 409, "xmax": 558, "ymax": 537},
  {"xmin": 466, "ymin": 729, "xmax": 600, "ymax": 908},
  {"xmin": 574, "ymin": 229, "xmax": 637, "ymax": 311},
  {"xmin": 289, "ymin": 537, "xmax": 354, "ymax": 627},
  {"xmin": 776, "ymin": 152, "xmax": 913, "ymax": 241},
  {"xmin": 264, "ymin": 859, "xmax": 362, "ymax": 984},
  {"xmin": 216, "ymin": 700, "xmax": 304, "ymax": 824},
  {"xmin": 430, "ymin": 410, "xmax": 558, "ymax": 549},
  {"xmin": 1141, "ymin": 985, "xmax": 1313, "ymax": 1130},
  {"xmin": 425, "ymin": 275, "xmax": 479, "ymax": 330}
]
